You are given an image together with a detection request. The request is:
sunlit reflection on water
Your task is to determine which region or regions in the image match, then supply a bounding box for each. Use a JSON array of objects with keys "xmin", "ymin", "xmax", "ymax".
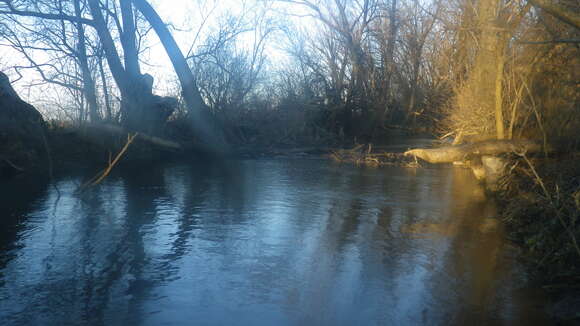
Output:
[{"xmin": 0, "ymin": 159, "xmax": 548, "ymax": 325}]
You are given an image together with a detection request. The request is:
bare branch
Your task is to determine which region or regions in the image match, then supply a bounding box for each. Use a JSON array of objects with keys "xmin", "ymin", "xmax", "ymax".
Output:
[
  {"xmin": 0, "ymin": 1, "xmax": 94, "ymax": 25},
  {"xmin": 518, "ymin": 38, "xmax": 580, "ymax": 44},
  {"xmin": 528, "ymin": 0, "xmax": 580, "ymax": 30}
]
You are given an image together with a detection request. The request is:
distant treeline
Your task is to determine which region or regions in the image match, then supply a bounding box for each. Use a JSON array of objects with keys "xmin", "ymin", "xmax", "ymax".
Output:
[{"xmin": 0, "ymin": 0, "xmax": 578, "ymax": 146}]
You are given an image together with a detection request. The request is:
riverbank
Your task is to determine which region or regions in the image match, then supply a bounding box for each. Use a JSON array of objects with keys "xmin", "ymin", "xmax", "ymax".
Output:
[
  {"xmin": 2, "ymin": 120, "xmax": 435, "ymax": 178},
  {"xmin": 497, "ymin": 153, "xmax": 580, "ymax": 324}
]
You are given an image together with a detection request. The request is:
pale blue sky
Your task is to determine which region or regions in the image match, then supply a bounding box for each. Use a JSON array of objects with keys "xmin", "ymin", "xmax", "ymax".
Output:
[
  {"xmin": 0, "ymin": 0, "xmax": 310, "ymax": 108},
  {"xmin": 145, "ymin": 0, "xmax": 281, "ymax": 93}
]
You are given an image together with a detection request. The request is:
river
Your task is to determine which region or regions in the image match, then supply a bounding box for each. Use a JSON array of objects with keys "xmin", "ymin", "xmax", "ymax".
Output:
[{"xmin": 0, "ymin": 158, "xmax": 549, "ymax": 325}]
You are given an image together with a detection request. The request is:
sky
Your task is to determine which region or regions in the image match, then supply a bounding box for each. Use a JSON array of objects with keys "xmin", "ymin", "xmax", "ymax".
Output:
[
  {"xmin": 144, "ymin": 0, "xmax": 310, "ymax": 92},
  {"xmin": 145, "ymin": 0, "xmax": 278, "ymax": 94},
  {"xmin": 0, "ymin": 0, "xmax": 305, "ymax": 106}
]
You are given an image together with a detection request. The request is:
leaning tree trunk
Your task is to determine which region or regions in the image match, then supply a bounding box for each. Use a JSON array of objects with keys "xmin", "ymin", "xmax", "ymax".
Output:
[
  {"xmin": 87, "ymin": 0, "xmax": 162, "ymax": 134},
  {"xmin": 132, "ymin": 0, "xmax": 227, "ymax": 152}
]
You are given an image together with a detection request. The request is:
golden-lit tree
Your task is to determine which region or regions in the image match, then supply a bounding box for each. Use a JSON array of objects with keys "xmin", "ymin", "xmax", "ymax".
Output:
[{"xmin": 444, "ymin": 0, "xmax": 579, "ymax": 143}]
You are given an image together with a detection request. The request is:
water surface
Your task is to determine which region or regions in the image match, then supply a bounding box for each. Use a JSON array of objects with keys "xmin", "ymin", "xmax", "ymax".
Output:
[{"xmin": 0, "ymin": 158, "xmax": 548, "ymax": 325}]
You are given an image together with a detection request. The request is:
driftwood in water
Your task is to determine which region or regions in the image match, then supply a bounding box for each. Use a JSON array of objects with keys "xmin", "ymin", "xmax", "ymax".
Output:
[
  {"xmin": 331, "ymin": 144, "xmax": 418, "ymax": 167},
  {"xmin": 403, "ymin": 139, "xmax": 544, "ymax": 164}
]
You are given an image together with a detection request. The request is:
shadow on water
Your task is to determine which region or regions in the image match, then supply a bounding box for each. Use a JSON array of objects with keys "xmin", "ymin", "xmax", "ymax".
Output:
[
  {"xmin": 0, "ymin": 174, "xmax": 50, "ymax": 279},
  {"xmin": 0, "ymin": 158, "xmax": 549, "ymax": 325}
]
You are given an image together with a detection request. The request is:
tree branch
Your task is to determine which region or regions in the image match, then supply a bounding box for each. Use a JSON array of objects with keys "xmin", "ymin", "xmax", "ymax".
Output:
[
  {"xmin": 518, "ymin": 38, "xmax": 580, "ymax": 44},
  {"xmin": 0, "ymin": 1, "xmax": 94, "ymax": 25},
  {"xmin": 528, "ymin": 0, "xmax": 580, "ymax": 30}
]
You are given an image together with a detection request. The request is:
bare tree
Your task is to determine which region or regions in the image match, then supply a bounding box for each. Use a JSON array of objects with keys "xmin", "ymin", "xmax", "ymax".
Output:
[
  {"xmin": 528, "ymin": 0, "xmax": 580, "ymax": 30},
  {"xmin": 132, "ymin": 0, "xmax": 224, "ymax": 146},
  {"xmin": 0, "ymin": 0, "xmax": 101, "ymax": 122},
  {"xmin": 397, "ymin": 0, "xmax": 439, "ymax": 125}
]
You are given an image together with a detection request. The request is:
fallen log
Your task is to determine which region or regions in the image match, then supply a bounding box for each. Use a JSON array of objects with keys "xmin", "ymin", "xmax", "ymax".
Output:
[
  {"xmin": 403, "ymin": 139, "xmax": 544, "ymax": 164},
  {"xmin": 75, "ymin": 123, "xmax": 182, "ymax": 151},
  {"xmin": 404, "ymin": 139, "xmax": 548, "ymax": 190}
]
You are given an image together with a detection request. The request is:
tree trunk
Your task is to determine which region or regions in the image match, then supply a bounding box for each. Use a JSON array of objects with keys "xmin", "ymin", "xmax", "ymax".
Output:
[
  {"xmin": 132, "ymin": 0, "xmax": 226, "ymax": 150},
  {"xmin": 120, "ymin": 0, "xmax": 141, "ymax": 78},
  {"xmin": 494, "ymin": 47, "xmax": 506, "ymax": 139},
  {"xmin": 87, "ymin": 0, "xmax": 156, "ymax": 132},
  {"xmin": 404, "ymin": 139, "xmax": 544, "ymax": 164},
  {"xmin": 372, "ymin": 0, "xmax": 397, "ymax": 138},
  {"xmin": 528, "ymin": 0, "xmax": 580, "ymax": 30},
  {"xmin": 74, "ymin": 0, "xmax": 100, "ymax": 123},
  {"xmin": 454, "ymin": 0, "xmax": 508, "ymax": 139},
  {"xmin": 87, "ymin": 0, "xmax": 130, "ymax": 92},
  {"xmin": 78, "ymin": 123, "xmax": 182, "ymax": 151},
  {"xmin": 118, "ymin": 0, "xmax": 153, "ymax": 131},
  {"xmin": 478, "ymin": 0, "xmax": 503, "ymax": 139},
  {"xmin": 97, "ymin": 54, "xmax": 113, "ymax": 121},
  {"xmin": 407, "ymin": 55, "xmax": 421, "ymax": 126}
]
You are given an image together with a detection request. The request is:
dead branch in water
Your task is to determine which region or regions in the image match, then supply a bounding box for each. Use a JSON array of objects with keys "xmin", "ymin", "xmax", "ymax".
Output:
[
  {"xmin": 76, "ymin": 133, "xmax": 137, "ymax": 192},
  {"xmin": 331, "ymin": 144, "xmax": 418, "ymax": 167}
]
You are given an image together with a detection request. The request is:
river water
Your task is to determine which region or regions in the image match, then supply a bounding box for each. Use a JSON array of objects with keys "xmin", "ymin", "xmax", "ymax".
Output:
[{"xmin": 0, "ymin": 158, "xmax": 548, "ymax": 325}]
